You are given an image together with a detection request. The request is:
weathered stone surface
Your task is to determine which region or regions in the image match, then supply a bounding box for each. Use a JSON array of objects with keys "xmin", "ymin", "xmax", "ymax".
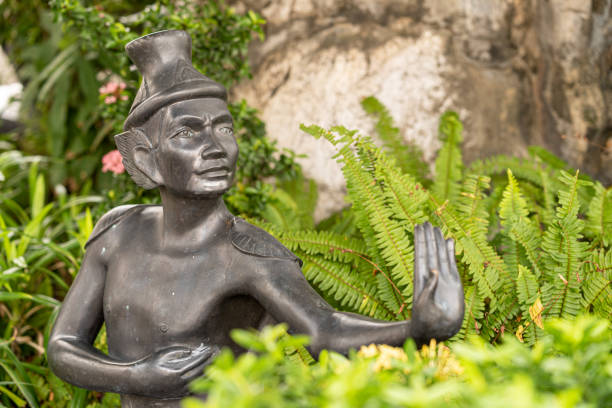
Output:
[
  {"xmin": 230, "ymin": 0, "xmax": 612, "ymax": 220},
  {"xmin": 0, "ymin": 49, "xmax": 18, "ymax": 85},
  {"xmin": 0, "ymin": 49, "xmax": 21, "ymax": 129}
]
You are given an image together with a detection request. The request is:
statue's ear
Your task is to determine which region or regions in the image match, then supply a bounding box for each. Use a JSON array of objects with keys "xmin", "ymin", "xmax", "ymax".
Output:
[{"xmin": 114, "ymin": 129, "xmax": 161, "ymax": 189}]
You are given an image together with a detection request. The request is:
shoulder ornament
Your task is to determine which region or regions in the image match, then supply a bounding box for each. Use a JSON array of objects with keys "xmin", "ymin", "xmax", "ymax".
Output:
[
  {"xmin": 84, "ymin": 205, "xmax": 147, "ymax": 248},
  {"xmin": 230, "ymin": 218, "xmax": 303, "ymax": 266}
]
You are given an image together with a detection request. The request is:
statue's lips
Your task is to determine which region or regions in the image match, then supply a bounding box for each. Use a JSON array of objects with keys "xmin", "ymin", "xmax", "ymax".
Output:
[{"xmin": 196, "ymin": 165, "xmax": 231, "ymax": 178}]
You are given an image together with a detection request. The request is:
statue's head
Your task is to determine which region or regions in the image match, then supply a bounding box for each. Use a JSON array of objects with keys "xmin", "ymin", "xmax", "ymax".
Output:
[{"xmin": 115, "ymin": 30, "xmax": 237, "ymax": 197}]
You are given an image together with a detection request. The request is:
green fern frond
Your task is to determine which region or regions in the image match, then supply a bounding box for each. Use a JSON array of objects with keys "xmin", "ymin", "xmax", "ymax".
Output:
[
  {"xmin": 468, "ymin": 155, "xmax": 557, "ymax": 190},
  {"xmin": 456, "ymin": 285, "xmax": 485, "ymax": 340},
  {"xmin": 432, "ymin": 111, "xmax": 463, "ymax": 202},
  {"xmin": 303, "ymin": 125, "xmax": 414, "ymax": 318},
  {"xmin": 510, "ymin": 219, "xmax": 544, "ymax": 278},
  {"xmin": 374, "ymin": 150, "xmax": 429, "ymax": 229},
  {"xmin": 581, "ymin": 249, "xmax": 611, "ymax": 319},
  {"xmin": 499, "ymin": 170, "xmax": 529, "ymax": 225},
  {"xmin": 516, "ymin": 265, "xmax": 540, "ymax": 306},
  {"xmin": 429, "ymin": 187, "xmax": 503, "ymax": 306},
  {"xmin": 296, "ymin": 251, "xmax": 393, "ymax": 320},
  {"xmin": 374, "ymin": 272, "xmax": 407, "ymax": 319},
  {"xmin": 498, "ymin": 171, "xmax": 538, "ymax": 279},
  {"xmin": 541, "ymin": 171, "xmax": 591, "ymax": 319},
  {"xmin": 361, "ymin": 96, "xmax": 430, "ymax": 183},
  {"xmin": 516, "ymin": 265, "xmax": 543, "ymax": 345},
  {"xmin": 585, "ymin": 182, "xmax": 612, "ymax": 247},
  {"xmin": 277, "ymin": 229, "xmax": 369, "ymax": 264},
  {"xmin": 456, "ymin": 174, "xmax": 491, "ymax": 237}
]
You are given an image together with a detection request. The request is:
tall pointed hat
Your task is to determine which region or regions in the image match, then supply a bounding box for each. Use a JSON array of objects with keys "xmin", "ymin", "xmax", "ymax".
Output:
[{"xmin": 123, "ymin": 30, "xmax": 227, "ymax": 130}]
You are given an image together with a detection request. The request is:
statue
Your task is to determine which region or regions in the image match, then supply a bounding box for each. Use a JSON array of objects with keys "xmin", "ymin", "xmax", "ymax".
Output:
[{"xmin": 47, "ymin": 30, "xmax": 464, "ymax": 407}]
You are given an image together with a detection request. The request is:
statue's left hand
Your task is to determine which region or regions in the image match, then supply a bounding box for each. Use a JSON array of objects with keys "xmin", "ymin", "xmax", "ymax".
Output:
[{"xmin": 410, "ymin": 222, "xmax": 464, "ymax": 344}]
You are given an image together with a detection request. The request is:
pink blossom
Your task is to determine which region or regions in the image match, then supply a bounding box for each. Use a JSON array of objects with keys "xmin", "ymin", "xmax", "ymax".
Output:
[
  {"xmin": 101, "ymin": 150, "xmax": 125, "ymax": 174},
  {"xmin": 99, "ymin": 81, "xmax": 128, "ymax": 105}
]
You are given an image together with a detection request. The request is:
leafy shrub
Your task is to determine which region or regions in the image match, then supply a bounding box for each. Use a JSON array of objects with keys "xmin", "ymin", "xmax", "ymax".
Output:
[{"xmin": 185, "ymin": 314, "xmax": 612, "ymax": 408}]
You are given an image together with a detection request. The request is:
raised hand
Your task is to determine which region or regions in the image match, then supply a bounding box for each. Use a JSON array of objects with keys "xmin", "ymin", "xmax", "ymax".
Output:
[
  {"xmin": 131, "ymin": 344, "xmax": 218, "ymax": 398},
  {"xmin": 411, "ymin": 222, "xmax": 464, "ymax": 344}
]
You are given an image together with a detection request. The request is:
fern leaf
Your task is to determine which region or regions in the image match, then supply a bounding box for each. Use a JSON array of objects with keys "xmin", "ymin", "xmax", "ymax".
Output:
[
  {"xmin": 516, "ymin": 265, "xmax": 540, "ymax": 306},
  {"xmin": 468, "ymin": 154, "xmax": 559, "ymax": 191},
  {"xmin": 541, "ymin": 171, "xmax": 590, "ymax": 319},
  {"xmin": 374, "ymin": 150, "xmax": 429, "ymax": 229},
  {"xmin": 429, "ymin": 182, "xmax": 503, "ymax": 306},
  {"xmin": 510, "ymin": 219, "xmax": 544, "ymax": 278},
  {"xmin": 456, "ymin": 174, "xmax": 491, "ymax": 236},
  {"xmin": 432, "ymin": 112, "xmax": 463, "ymax": 202},
  {"xmin": 581, "ymin": 249, "xmax": 611, "ymax": 319},
  {"xmin": 296, "ymin": 251, "xmax": 394, "ymax": 320},
  {"xmin": 361, "ymin": 96, "xmax": 429, "ymax": 183},
  {"xmin": 278, "ymin": 229, "xmax": 369, "ymax": 264},
  {"xmin": 585, "ymin": 182, "xmax": 612, "ymax": 247},
  {"xmin": 498, "ymin": 170, "xmax": 540, "ymax": 278},
  {"xmin": 456, "ymin": 285, "xmax": 485, "ymax": 340},
  {"xmin": 499, "ymin": 170, "xmax": 529, "ymax": 226},
  {"xmin": 304, "ymin": 125, "xmax": 414, "ymax": 318}
]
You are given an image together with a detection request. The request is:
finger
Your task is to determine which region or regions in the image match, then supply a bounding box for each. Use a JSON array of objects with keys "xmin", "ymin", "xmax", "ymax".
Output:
[
  {"xmin": 181, "ymin": 361, "xmax": 211, "ymax": 382},
  {"xmin": 446, "ymin": 238, "xmax": 460, "ymax": 283},
  {"xmin": 435, "ymin": 227, "xmax": 450, "ymax": 280},
  {"xmin": 424, "ymin": 222, "xmax": 440, "ymax": 276},
  {"xmin": 180, "ymin": 349, "xmax": 219, "ymax": 380},
  {"xmin": 414, "ymin": 224, "xmax": 427, "ymax": 295},
  {"xmin": 176, "ymin": 347, "xmax": 215, "ymax": 374},
  {"xmin": 165, "ymin": 349, "xmax": 193, "ymax": 361}
]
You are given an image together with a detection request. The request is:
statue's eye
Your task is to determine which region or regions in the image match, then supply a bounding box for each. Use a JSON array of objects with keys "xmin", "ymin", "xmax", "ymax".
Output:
[
  {"xmin": 176, "ymin": 128, "xmax": 195, "ymax": 138},
  {"xmin": 218, "ymin": 127, "xmax": 233, "ymax": 136}
]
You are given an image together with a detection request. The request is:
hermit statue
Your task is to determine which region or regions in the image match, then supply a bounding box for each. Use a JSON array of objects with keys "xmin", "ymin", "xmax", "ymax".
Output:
[{"xmin": 47, "ymin": 30, "xmax": 464, "ymax": 407}]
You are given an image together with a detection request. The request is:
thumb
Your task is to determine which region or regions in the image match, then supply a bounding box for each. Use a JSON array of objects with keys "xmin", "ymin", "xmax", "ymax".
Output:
[{"xmin": 421, "ymin": 269, "xmax": 439, "ymax": 299}]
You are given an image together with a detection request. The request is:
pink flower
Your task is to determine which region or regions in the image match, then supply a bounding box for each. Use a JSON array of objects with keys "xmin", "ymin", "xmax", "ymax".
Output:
[
  {"xmin": 101, "ymin": 150, "xmax": 125, "ymax": 175},
  {"xmin": 99, "ymin": 81, "xmax": 128, "ymax": 105}
]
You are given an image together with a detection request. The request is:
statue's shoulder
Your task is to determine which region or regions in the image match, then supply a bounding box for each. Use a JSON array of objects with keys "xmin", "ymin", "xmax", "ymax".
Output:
[
  {"xmin": 85, "ymin": 205, "xmax": 153, "ymax": 248},
  {"xmin": 230, "ymin": 217, "xmax": 302, "ymax": 266}
]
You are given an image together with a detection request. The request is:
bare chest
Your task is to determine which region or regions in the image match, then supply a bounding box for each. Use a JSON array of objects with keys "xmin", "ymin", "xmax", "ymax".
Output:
[{"xmin": 101, "ymin": 245, "xmax": 264, "ymax": 358}]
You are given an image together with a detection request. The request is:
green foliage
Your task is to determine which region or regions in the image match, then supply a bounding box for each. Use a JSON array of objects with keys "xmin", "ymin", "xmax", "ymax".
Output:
[
  {"xmin": 432, "ymin": 112, "xmax": 463, "ymax": 202},
  {"xmin": 295, "ymin": 98, "xmax": 611, "ymax": 346},
  {"xmin": 0, "ymin": 148, "xmax": 117, "ymax": 406},
  {"xmin": 185, "ymin": 315, "xmax": 612, "ymax": 408},
  {"xmin": 361, "ymin": 96, "xmax": 430, "ymax": 185}
]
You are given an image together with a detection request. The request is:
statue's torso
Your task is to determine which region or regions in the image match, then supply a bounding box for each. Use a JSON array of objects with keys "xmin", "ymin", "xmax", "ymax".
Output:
[{"xmin": 93, "ymin": 206, "xmax": 275, "ymax": 406}]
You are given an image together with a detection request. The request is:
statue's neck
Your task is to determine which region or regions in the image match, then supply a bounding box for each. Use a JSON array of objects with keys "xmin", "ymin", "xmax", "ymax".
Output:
[{"xmin": 158, "ymin": 188, "xmax": 231, "ymax": 252}]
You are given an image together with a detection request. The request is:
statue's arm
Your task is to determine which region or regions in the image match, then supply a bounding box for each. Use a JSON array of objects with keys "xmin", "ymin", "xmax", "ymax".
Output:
[
  {"xmin": 47, "ymin": 246, "xmax": 137, "ymax": 394},
  {"xmin": 251, "ymin": 259, "xmax": 411, "ymax": 357},
  {"xmin": 250, "ymin": 223, "xmax": 463, "ymax": 357}
]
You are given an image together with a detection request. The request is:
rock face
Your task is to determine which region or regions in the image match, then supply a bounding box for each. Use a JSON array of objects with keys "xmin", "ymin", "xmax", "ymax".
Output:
[{"xmin": 230, "ymin": 0, "xmax": 612, "ymax": 220}]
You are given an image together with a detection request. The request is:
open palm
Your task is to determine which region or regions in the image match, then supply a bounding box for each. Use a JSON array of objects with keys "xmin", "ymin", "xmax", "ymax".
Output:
[{"xmin": 410, "ymin": 222, "xmax": 464, "ymax": 344}]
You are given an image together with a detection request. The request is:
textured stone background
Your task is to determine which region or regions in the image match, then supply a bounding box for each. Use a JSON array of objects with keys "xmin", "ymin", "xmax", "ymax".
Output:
[{"xmin": 230, "ymin": 0, "xmax": 612, "ymax": 219}]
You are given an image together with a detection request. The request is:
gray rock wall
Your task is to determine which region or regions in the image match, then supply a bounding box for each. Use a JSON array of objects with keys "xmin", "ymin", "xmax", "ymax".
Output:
[{"xmin": 230, "ymin": 0, "xmax": 612, "ymax": 220}]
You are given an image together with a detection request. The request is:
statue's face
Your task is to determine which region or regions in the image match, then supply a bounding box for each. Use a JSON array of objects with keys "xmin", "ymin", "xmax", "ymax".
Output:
[{"xmin": 153, "ymin": 98, "xmax": 238, "ymax": 197}]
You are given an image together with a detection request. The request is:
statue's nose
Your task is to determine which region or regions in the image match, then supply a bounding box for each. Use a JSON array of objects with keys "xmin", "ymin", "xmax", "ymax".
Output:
[{"xmin": 200, "ymin": 125, "xmax": 226, "ymax": 160}]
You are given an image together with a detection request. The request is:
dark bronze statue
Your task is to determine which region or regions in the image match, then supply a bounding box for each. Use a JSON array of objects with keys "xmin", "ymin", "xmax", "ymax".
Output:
[{"xmin": 47, "ymin": 30, "xmax": 464, "ymax": 407}]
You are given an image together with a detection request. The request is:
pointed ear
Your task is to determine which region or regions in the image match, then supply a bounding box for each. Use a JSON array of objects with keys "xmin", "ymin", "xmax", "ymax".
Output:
[{"xmin": 114, "ymin": 129, "xmax": 160, "ymax": 189}]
